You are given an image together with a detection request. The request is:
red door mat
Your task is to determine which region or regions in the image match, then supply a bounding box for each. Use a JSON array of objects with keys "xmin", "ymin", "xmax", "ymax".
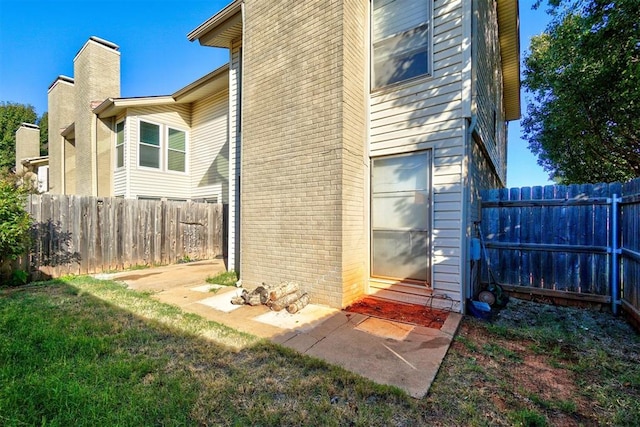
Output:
[{"xmin": 345, "ymin": 297, "xmax": 449, "ymax": 329}]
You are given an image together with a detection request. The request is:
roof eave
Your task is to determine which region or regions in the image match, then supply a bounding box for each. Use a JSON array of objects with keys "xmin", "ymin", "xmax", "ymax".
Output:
[
  {"xmin": 172, "ymin": 64, "xmax": 230, "ymax": 102},
  {"xmin": 187, "ymin": 0, "xmax": 242, "ymax": 48},
  {"xmin": 93, "ymin": 96, "xmax": 176, "ymax": 118}
]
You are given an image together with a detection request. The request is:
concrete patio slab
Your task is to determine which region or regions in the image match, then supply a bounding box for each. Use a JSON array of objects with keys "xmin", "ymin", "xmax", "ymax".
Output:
[
  {"xmin": 197, "ymin": 293, "xmax": 243, "ymax": 313},
  {"xmin": 252, "ymin": 304, "xmax": 338, "ymax": 332},
  {"xmin": 97, "ymin": 261, "xmax": 463, "ymax": 398}
]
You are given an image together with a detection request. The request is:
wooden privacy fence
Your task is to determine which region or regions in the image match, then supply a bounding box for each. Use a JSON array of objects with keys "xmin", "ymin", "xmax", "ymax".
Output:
[
  {"xmin": 24, "ymin": 194, "xmax": 226, "ymax": 279},
  {"xmin": 480, "ymin": 178, "xmax": 640, "ymax": 324}
]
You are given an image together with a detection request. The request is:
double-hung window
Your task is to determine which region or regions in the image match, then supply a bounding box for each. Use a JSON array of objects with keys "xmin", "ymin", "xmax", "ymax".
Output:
[
  {"xmin": 371, "ymin": 0, "xmax": 431, "ymax": 89},
  {"xmin": 139, "ymin": 121, "xmax": 161, "ymax": 169},
  {"xmin": 167, "ymin": 128, "xmax": 186, "ymax": 172},
  {"xmin": 115, "ymin": 120, "xmax": 125, "ymax": 168}
]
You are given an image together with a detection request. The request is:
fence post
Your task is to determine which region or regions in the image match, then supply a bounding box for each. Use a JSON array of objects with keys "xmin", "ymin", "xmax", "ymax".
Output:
[{"xmin": 610, "ymin": 194, "xmax": 622, "ymax": 315}]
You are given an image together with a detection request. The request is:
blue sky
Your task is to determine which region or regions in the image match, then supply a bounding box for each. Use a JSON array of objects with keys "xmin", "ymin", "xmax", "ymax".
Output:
[{"xmin": 0, "ymin": 0, "xmax": 553, "ymax": 188}]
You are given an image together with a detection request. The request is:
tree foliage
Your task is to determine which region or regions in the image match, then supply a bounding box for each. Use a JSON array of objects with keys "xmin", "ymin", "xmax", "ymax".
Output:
[
  {"xmin": 38, "ymin": 112, "xmax": 48, "ymax": 156},
  {"xmin": 0, "ymin": 176, "xmax": 31, "ymax": 274},
  {"xmin": 0, "ymin": 102, "xmax": 38, "ymax": 173},
  {"xmin": 523, "ymin": 0, "xmax": 640, "ymax": 184}
]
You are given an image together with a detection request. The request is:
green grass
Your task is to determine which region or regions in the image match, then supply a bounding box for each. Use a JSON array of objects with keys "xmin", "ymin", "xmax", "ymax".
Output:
[
  {"xmin": 206, "ymin": 270, "xmax": 238, "ymax": 287},
  {"xmin": 1, "ymin": 280, "xmax": 638, "ymax": 426}
]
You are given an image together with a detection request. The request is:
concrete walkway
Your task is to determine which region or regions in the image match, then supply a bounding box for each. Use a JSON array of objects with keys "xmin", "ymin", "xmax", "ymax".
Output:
[{"xmin": 98, "ymin": 260, "xmax": 462, "ymax": 398}]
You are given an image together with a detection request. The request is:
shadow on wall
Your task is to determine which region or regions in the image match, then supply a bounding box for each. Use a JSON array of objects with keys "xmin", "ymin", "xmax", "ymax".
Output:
[
  {"xmin": 199, "ymin": 140, "xmax": 229, "ymax": 203},
  {"xmin": 29, "ymin": 219, "xmax": 82, "ymax": 274}
]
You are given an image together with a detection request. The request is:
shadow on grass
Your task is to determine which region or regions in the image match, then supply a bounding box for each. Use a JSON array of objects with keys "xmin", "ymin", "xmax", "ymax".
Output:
[{"xmin": 0, "ymin": 279, "xmax": 413, "ymax": 427}]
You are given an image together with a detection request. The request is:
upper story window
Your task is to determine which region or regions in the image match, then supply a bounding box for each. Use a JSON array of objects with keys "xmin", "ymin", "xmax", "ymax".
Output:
[
  {"xmin": 115, "ymin": 120, "xmax": 125, "ymax": 168},
  {"xmin": 138, "ymin": 120, "xmax": 188, "ymax": 173},
  {"xmin": 139, "ymin": 121, "xmax": 160, "ymax": 168},
  {"xmin": 371, "ymin": 0, "xmax": 431, "ymax": 90}
]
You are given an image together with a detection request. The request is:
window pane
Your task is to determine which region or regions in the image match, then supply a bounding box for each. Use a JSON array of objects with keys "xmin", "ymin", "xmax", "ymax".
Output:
[
  {"xmin": 373, "ymin": 0, "xmax": 429, "ymax": 42},
  {"xmin": 116, "ymin": 145, "xmax": 124, "ymax": 168},
  {"xmin": 167, "ymin": 150, "xmax": 185, "ymax": 172},
  {"xmin": 116, "ymin": 121, "xmax": 124, "ymax": 144},
  {"xmin": 140, "ymin": 121, "xmax": 160, "ymax": 146},
  {"xmin": 374, "ymin": 47, "xmax": 428, "ymax": 87},
  {"xmin": 372, "ymin": 192, "xmax": 430, "ymax": 230},
  {"xmin": 373, "ymin": 152, "xmax": 429, "ymax": 193},
  {"xmin": 372, "ymin": 230, "xmax": 429, "ymax": 281},
  {"xmin": 168, "ymin": 128, "xmax": 185, "ymax": 151},
  {"xmin": 139, "ymin": 144, "xmax": 159, "ymax": 168}
]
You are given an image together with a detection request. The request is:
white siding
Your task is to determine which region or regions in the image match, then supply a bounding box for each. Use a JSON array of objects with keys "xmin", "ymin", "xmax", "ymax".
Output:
[
  {"xmin": 191, "ymin": 90, "xmax": 229, "ymax": 202},
  {"xmin": 369, "ymin": 0, "xmax": 465, "ymax": 311},
  {"xmin": 228, "ymin": 41, "xmax": 242, "ymax": 271},
  {"xmin": 475, "ymin": 0, "xmax": 507, "ymax": 183},
  {"xmin": 113, "ymin": 113, "xmax": 127, "ymax": 196},
  {"xmin": 126, "ymin": 105, "xmax": 191, "ymax": 199}
]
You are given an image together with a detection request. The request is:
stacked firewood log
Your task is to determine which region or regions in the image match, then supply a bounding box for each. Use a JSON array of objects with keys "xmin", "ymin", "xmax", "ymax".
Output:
[{"xmin": 230, "ymin": 281, "xmax": 310, "ymax": 313}]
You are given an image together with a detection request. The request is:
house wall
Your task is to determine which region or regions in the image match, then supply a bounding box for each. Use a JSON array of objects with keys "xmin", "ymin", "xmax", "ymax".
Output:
[
  {"xmin": 47, "ymin": 78, "xmax": 74, "ymax": 195},
  {"xmin": 125, "ymin": 105, "xmax": 192, "ymax": 199},
  {"xmin": 466, "ymin": 134, "xmax": 502, "ymax": 296},
  {"xmin": 240, "ymin": 0, "xmax": 368, "ymax": 308},
  {"xmin": 191, "ymin": 90, "xmax": 229, "ymax": 203},
  {"xmin": 474, "ymin": 0, "xmax": 507, "ymax": 184},
  {"xmin": 368, "ymin": 0, "xmax": 466, "ymax": 310},
  {"xmin": 73, "ymin": 38, "xmax": 120, "ymax": 196}
]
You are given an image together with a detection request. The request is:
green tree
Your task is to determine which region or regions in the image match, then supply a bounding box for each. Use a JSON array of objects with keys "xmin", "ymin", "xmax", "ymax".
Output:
[
  {"xmin": 0, "ymin": 176, "xmax": 31, "ymax": 282},
  {"xmin": 38, "ymin": 111, "xmax": 48, "ymax": 156},
  {"xmin": 0, "ymin": 102, "xmax": 38, "ymax": 173},
  {"xmin": 522, "ymin": 0, "xmax": 640, "ymax": 184}
]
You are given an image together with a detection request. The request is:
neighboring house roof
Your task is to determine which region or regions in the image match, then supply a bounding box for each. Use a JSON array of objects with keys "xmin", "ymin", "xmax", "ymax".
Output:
[
  {"xmin": 93, "ymin": 96, "xmax": 176, "ymax": 118},
  {"xmin": 94, "ymin": 64, "xmax": 229, "ymax": 118},
  {"xmin": 187, "ymin": 0, "xmax": 242, "ymax": 48},
  {"xmin": 497, "ymin": 0, "xmax": 521, "ymax": 121},
  {"xmin": 21, "ymin": 156, "xmax": 49, "ymax": 167}
]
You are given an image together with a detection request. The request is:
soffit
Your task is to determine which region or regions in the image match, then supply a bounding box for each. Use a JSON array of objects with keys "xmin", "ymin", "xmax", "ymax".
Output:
[
  {"xmin": 187, "ymin": 0, "xmax": 242, "ymax": 48},
  {"xmin": 497, "ymin": 0, "xmax": 521, "ymax": 121}
]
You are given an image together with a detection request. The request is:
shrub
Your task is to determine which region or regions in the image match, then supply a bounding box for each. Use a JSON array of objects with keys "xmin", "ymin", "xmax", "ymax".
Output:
[{"xmin": 0, "ymin": 177, "xmax": 31, "ymax": 283}]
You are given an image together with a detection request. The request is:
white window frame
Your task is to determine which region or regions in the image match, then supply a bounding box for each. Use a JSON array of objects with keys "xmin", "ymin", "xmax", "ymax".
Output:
[
  {"xmin": 115, "ymin": 119, "xmax": 125, "ymax": 169},
  {"xmin": 370, "ymin": 150, "xmax": 432, "ymax": 284},
  {"xmin": 166, "ymin": 126, "xmax": 188, "ymax": 174},
  {"xmin": 136, "ymin": 119, "xmax": 189, "ymax": 174},
  {"xmin": 138, "ymin": 119, "xmax": 162, "ymax": 170},
  {"xmin": 370, "ymin": 0, "xmax": 433, "ymax": 91}
]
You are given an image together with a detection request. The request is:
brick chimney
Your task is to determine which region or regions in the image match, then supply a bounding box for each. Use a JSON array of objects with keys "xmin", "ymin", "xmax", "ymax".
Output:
[
  {"xmin": 15, "ymin": 123, "xmax": 40, "ymax": 172},
  {"xmin": 73, "ymin": 36, "xmax": 120, "ymax": 196},
  {"xmin": 47, "ymin": 75, "xmax": 75, "ymax": 194}
]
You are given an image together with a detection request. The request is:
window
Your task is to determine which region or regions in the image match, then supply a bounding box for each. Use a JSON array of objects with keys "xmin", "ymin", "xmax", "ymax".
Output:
[
  {"xmin": 167, "ymin": 128, "xmax": 186, "ymax": 172},
  {"xmin": 139, "ymin": 121, "xmax": 160, "ymax": 168},
  {"xmin": 371, "ymin": 151, "xmax": 431, "ymax": 282},
  {"xmin": 371, "ymin": 0, "xmax": 431, "ymax": 89},
  {"xmin": 115, "ymin": 120, "xmax": 124, "ymax": 168}
]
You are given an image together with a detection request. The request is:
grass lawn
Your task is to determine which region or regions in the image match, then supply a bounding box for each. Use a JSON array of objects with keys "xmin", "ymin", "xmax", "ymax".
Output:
[{"xmin": 1, "ymin": 277, "xmax": 638, "ymax": 426}]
